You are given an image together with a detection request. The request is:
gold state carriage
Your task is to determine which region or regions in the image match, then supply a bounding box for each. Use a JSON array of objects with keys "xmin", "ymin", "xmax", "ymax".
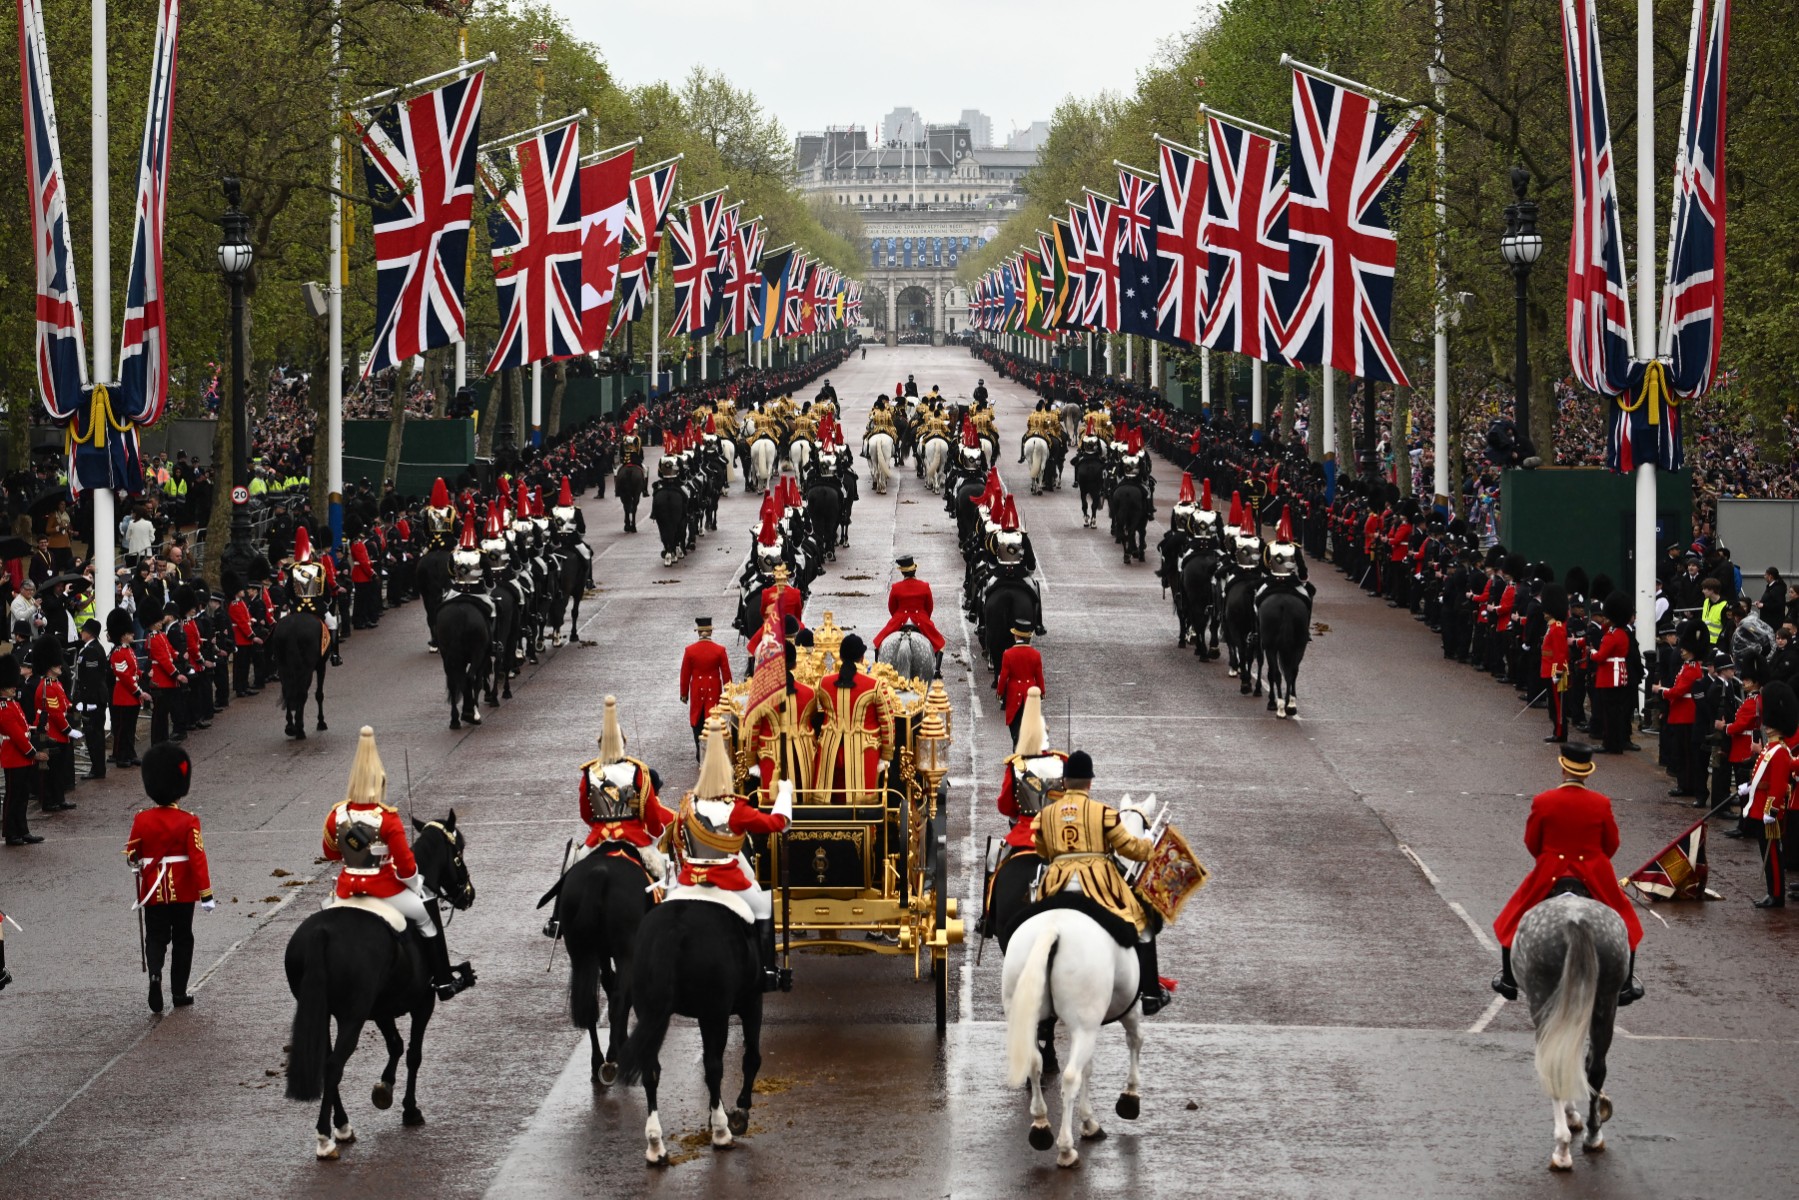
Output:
[{"xmin": 715, "ymin": 613, "xmax": 963, "ymax": 1031}]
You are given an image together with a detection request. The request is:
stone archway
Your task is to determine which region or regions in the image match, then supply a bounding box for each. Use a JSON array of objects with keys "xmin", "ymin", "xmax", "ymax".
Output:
[{"xmin": 896, "ymin": 285, "xmax": 934, "ymax": 339}]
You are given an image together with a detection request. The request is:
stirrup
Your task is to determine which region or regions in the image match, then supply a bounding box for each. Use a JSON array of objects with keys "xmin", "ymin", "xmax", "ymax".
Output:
[
  {"xmin": 541, "ymin": 918, "xmax": 561, "ymax": 940},
  {"xmin": 1617, "ymin": 977, "xmax": 1644, "ymax": 1007},
  {"xmin": 1491, "ymin": 972, "xmax": 1518, "ymax": 1001},
  {"xmin": 1138, "ymin": 987, "xmax": 1170, "ymax": 1017}
]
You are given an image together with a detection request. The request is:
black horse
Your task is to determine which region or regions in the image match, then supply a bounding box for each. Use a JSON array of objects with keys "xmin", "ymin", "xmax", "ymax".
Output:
[
  {"xmin": 547, "ymin": 544, "xmax": 588, "ymax": 647},
  {"xmin": 650, "ymin": 478, "xmax": 687, "ymax": 567},
  {"xmin": 616, "ymin": 461, "xmax": 647, "ymax": 532},
  {"xmin": 1110, "ymin": 479, "xmax": 1150, "ymax": 565},
  {"xmin": 804, "ymin": 473, "xmax": 843, "ymax": 565},
  {"xmin": 284, "ymin": 816, "xmax": 476, "ymax": 1159},
  {"xmin": 1222, "ymin": 572, "xmax": 1263, "ymax": 697},
  {"xmin": 431, "ymin": 597, "xmax": 491, "ymax": 729},
  {"xmin": 546, "ymin": 848, "xmax": 656, "ymax": 1085},
  {"xmin": 982, "ymin": 578, "xmax": 1041, "ymax": 674},
  {"xmin": 1074, "ymin": 454, "xmax": 1108, "ymax": 529},
  {"xmin": 272, "ymin": 611, "xmax": 329, "ymax": 738},
  {"xmin": 1178, "ymin": 547, "xmax": 1221, "ymax": 659},
  {"xmin": 418, "ymin": 547, "xmax": 452, "ymax": 652},
  {"xmin": 1258, "ymin": 588, "xmax": 1310, "ymax": 717},
  {"xmin": 619, "ymin": 898, "xmax": 765, "ymax": 1164}
]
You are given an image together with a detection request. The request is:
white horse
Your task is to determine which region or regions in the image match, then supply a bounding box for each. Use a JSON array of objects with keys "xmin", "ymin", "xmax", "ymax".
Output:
[
  {"xmin": 1023, "ymin": 435, "xmax": 1052, "ymax": 496},
  {"xmin": 864, "ymin": 432, "xmax": 895, "ymax": 495},
  {"xmin": 1003, "ymin": 909, "xmax": 1144, "ymax": 1168},
  {"xmin": 979, "ymin": 434, "xmax": 999, "ymax": 465},
  {"xmin": 875, "ymin": 625, "xmax": 935, "ymax": 680},
  {"xmin": 748, "ymin": 436, "xmax": 779, "ymax": 493},
  {"xmin": 1060, "ymin": 400, "xmax": 1084, "ymax": 444},
  {"xmin": 788, "ymin": 437, "xmax": 814, "ymax": 477},
  {"xmin": 921, "ymin": 435, "xmax": 950, "ymax": 493}
]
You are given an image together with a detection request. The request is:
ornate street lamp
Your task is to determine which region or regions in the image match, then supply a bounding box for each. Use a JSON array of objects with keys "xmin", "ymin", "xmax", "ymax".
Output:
[
  {"xmin": 217, "ymin": 177, "xmax": 269, "ymax": 596},
  {"xmin": 1500, "ymin": 166, "xmax": 1543, "ymax": 467}
]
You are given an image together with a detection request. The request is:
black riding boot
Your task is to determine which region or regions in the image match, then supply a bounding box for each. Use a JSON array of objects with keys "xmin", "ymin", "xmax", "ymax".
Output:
[
  {"xmin": 1618, "ymin": 951, "xmax": 1644, "ymax": 1007},
  {"xmin": 933, "ymin": 650, "xmax": 943, "ymax": 677},
  {"xmin": 1492, "ymin": 945, "xmax": 1519, "ymax": 1000},
  {"xmin": 0, "ymin": 937, "xmax": 10, "ymax": 992},
  {"xmin": 756, "ymin": 918, "xmax": 790, "ymax": 993},
  {"xmin": 1135, "ymin": 938, "xmax": 1170, "ymax": 1016},
  {"xmin": 692, "ymin": 723, "xmax": 703, "ymax": 763},
  {"xmin": 424, "ymin": 900, "xmax": 476, "ymax": 1001}
]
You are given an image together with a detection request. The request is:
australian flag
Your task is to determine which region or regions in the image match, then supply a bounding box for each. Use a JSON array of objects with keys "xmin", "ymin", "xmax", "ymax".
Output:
[{"xmin": 1115, "ymin": 166, "xmax": 1171, "ymax": 341}]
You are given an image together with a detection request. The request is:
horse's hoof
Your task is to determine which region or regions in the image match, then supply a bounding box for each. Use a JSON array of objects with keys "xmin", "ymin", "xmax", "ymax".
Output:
[
  {"xmin": 469, "ymin": 710, "xmax": 482, "ymax": 725},
  {"xmin": 599, "ymin": 1061, "xmax": 619, "ymax": 1087},
  {"xmin": 1583, "ymin": 1132, "xmax": 1605, "ymax": 1153},
  {"xmin": 315, "ymin": 1135, "xmax": 339, "ymax": 1160},
  {"xmin": 1549, "ymin": 1148, "xmax": 1573, "ymax": 1171},
  {"xmin": 727, "ymin": 1108, "xmax": 749, "ymax": 1136},
  {"xmin": 402, "ymin": 1106, "xmax": 426, "ymax": 1128},
  {"xmin": 1596, "ymin": 1093, "xmax": 1613, "ymax": 1123},
  {"xmin": 333, "ymin": 1123, "xmax": 355, "ymax": 1143},
  {"xmin": 1057, "ymin": 1148, "xmax": 1080, "ymax": 1168},
  {"xmin": 1028, "ymin": 1124, "xmax": 1055, "ymax": 1151},
  {"xmin": 1115, "ymin": 1093, "xmax": 1141, "ymax": 1121},
  {"xmin": 316, "ymin": 720, "xmax": 327, "ymax": 731},
  {"xmin": 371, "ymin": 1082, "xmax": 393, "ymax": 1110},
  {"xmin": 449, "ymin": 718, "xmax": 461, "ymax": 730},
  {"xmin": 647, "ymin": 1153, "xmax": 669, "ymax": 1168},
  {"xmin": 1080, "ymin": 1124, "xmax": 1107, "ymax": 1143},
  {"xmin": 296, "ymin": 729, "xmax": 307, "ymax": 740}
]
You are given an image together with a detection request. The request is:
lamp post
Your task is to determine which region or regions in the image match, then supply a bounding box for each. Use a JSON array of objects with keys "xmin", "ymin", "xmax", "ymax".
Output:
[
  {"xmin": 1499, "ymin": 166, "xmax": 1543, "ymax": 467},
  {"xmin": 217, "ymin": 177, "xmax": 269, "ymax": 596}
]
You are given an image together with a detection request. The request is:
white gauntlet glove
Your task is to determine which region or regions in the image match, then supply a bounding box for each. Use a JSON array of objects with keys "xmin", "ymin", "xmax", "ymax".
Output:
[{"xmin": 772, "ymin": 779, "xmax": 795, "ymax": 824}]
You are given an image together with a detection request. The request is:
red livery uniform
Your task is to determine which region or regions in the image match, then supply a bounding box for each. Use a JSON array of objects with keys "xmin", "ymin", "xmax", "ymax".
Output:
[
  {"xmin": 182, "ymin": 617, "xmax": 209, "ymax": 674},
  {"xmin": 34, "ymin": 678, "xmax": 70, "ymax": 744},
  {"xmin": 813, "ymin": 668, "xmax": 896, "ymax": 802},
  {"xmin": 997, "ymin": 750, "xmax": 1068, "ymax": 849},
  {"xmin": 1492, "ymin": 782, "xmax": 1643, "ymax": 951},
  {"xmin": 147, "ymin": 629, "xmax": 182, "ymax": 688},
  {"xmin": 578, "ymin": 757, "xmax": 673, "ymax": 850},
  {"xmin": 1593, "ymin": 626, "xmax": 1632, "ymax": 689},
  {"xmin": 1725, "ymin": 692, "xmax": 1761, "ymax": 766},
  {"xmin": 743, "ymin": 678, "xmax": 817, "ymax": 805},
  {"xmin": 1744, "ymin": 735, "xmax": 1796, "ymax": 900},
  {"xmin": 321, "ymin": 798, "xmax": 418, "ymax": 899},
  {"xmin": 995, "ymin": 642, "xmax": 1046, "ymax": 725},
  {"xmin": 1664, "ymin": 660, "xmax": 1702, "ymax": 727},
  {"xmin": 675, "ymin": 794, "xmax": 789, "ymax": 891},
  {"xmin": 126, "ymin": 804, "xmax": 213, "ymax": 905},
  {"xmin": 678, "ymin": 638, "xmax": 733, "ymax": 727},
  {"xmin": 0, "ymin": 697, "xmax": 35, "ymax": 768},
  {"xmin": 873, "ymin": 575, "xmax": 946, "ymax": 652}
]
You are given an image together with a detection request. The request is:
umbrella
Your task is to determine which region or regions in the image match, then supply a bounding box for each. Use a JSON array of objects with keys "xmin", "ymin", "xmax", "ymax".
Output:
[
  {"xmin": 26, "ymin": 486, "xmax": 69, "ymax": 519},
  {"xmin": 0, "ymin": 537, "xmax": 31, "ymax": 562},
  {"xmin": 39, "ymin": 573, "xmax": 93, "ymax": 594}
]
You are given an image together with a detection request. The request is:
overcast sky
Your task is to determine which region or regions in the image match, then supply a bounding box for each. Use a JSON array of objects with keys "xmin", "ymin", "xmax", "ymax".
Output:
[{"xmin": 553, "ymin": 0, "xmax": 1211, "ymax": 142}]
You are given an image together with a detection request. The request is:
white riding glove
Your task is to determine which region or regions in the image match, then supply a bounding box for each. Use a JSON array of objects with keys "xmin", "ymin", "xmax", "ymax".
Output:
[
  {"xmin": 772, "ymin": 779, "xmax": 794, "ymax": 824},
  {"xmin": 1739, "ymin": 783, "xmax": 1752, "ymax": 798},
  {"xmin": 201, "ymin": 899, "xmax": 216, "ymax": 913},
  {"xmin": 400, "ymin": 871, "xmax": 426, "ymax": 896},
  {"xmin": 1765, "ymin": 812, "xmax": 1780, "ymax": 825}
]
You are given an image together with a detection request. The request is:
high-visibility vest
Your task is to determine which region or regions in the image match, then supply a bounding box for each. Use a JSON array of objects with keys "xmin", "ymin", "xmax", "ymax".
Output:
[{"xmin": 1701, "ymin": 597, "xmax": 1725, "ymax": 644}]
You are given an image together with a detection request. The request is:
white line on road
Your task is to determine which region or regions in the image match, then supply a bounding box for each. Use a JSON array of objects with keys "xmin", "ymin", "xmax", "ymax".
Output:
[{"xmin": 1466, "ymin": 995, "xmax": 1506, "ymax": 1034}]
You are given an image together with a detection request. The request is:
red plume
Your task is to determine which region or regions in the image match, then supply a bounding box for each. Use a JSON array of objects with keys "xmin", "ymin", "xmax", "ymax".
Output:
[
  {"xmin": 516, "ymin": 479, "xmax": 531, "ymax": 518},
  {"xmin": 484, "ymin": 502, "xmax": 503, "ymax": 540},
  {"xmin": 559, "ymin": 476, "xmax": 574, "ymax": 507},
  {"xmin": 430, "ymin": 477, "xmax": 450, "ymax": 508},
  {"xmin": 1277, "ymin": 503, "xmax": 1294, "ymax": 543},
  {"xmin": 757, "ymin": 505, "xmax": 779, "ymax": 546},
  {"xmin": 293, "ymin": 526, "xmax": 312, "ymax": 563},
  {"xmin": 758, "ymin": 489, "xmax": 778, "ymax": 529},
  {"xmin": 1267, "ymin": 463, "xmax": 1280, "ymax": 495},
  {"xmin": 1229, "ymin": 491, "xmax": 1245, "ymax": 528},
  {"xmin": 1178, "ymin": 473, "xmax": 1196, "ymax": 505},
  {"xmin": 705, "ymin": 413, "xmax": 716, "ymax": 435},
  {"xmin": 458, "ymin": 509, "xmax": 478, "ymax": 550},
  {"xmin": 1200, "ymin": 477, "xmax": 1212, "ymax": 511},
  {"xmin": 963, "ymin": 420, "xmax": 979, "ymax": 449},
  {"xmin": 624, "ymin": 414, "xmax": 638, "ymax": 435},
  {"xmin": 1001, "ymin": 495, "xmax": 1020, "ymax": 533}
]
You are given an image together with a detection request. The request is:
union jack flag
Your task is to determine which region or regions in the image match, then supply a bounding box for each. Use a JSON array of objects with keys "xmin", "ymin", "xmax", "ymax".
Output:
[
  {"xmin": 482, "ymin": 119, "xmax": 583, "ymax": 373},
  {"xmin": 1116, "ymin": 169, "xmax": 1156, "ymax": 260},
  {"xmin": 1562, "ymin": 0, "xmax": 1635, "ymax": 398},
  {"xmin": 668, "ymin": 194, "xmax": 726, "ymax": 336},
  {"xmin": 1660, "ymin": 0, "xmax": 1729, "ymax": 398},
  {"xmin": 1156, "ymin": 139, "xmax": 1209, "ymax": 346},
  {"xmin": 1279, "ymin": 70, "xmax": 1420, "ymax": 384},
  {"xmin": 607, "ymin": 159, "xmax": 679, "ymax": 337},
  {"xmin": 1062, "ymin": 203, "xmax": 1089, "ymax": 329},
  {"xmin": 1202, "ymin": 115, "xmax": 1291, "ymax": 365},
  {"xmin": 845, "ymin": 280, "xmax": 863, "ymax": 325},
  {"xmin": 1081, "ymin": 193, "xmax": 1119, "ymax": 332},
  {"xmin": 22, "ymin": 0, "xmax": 91, "ymax": 432},
  {"xmin": 721, "ymin": 218, "xmax": 764, "ymax": 337},
  {"xmin": 780, "ymin": 253, "xmax": 810, "ymax": 338},
  {"xmin": 116, "ymin": 0, "xmax": 181, "ymax": 435},
  {"xmin": 359, "ymin": 69, "xmax": 485, "ymax": 377}
]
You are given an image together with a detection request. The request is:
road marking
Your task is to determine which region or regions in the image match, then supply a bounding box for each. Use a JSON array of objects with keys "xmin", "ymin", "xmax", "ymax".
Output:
[
  {"xmin": 1467, "ymin": 995, "xmax": 1506, "ymax": 1034},
  {"xmin": 1398, "ymin": 843, "xmax": 1497, "ymax": 955}
]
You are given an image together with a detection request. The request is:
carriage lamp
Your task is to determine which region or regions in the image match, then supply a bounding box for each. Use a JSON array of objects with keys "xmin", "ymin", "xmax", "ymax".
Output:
[
  {"xmin": 916, "ymin": 708, "xmax": 948, "ymax": 809},
  {"xmin": 925, "ymin": 678, "xmax": 953, "ymax": 743}
]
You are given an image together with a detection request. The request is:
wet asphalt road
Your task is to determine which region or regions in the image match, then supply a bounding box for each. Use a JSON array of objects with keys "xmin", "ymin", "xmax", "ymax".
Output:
[{"xmin": 2, "ymin": 345, "xmax": 1797, "ymax": 1199}]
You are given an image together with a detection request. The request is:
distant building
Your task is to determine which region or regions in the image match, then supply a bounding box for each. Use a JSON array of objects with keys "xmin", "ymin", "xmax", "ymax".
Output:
[
  {"xmin": 958, "ymin": 109, "xmax": 993, "ymax": 150},
  {"xmin": 1006, "ymin": 121, "xmax": 1051, "ymax": 152}
]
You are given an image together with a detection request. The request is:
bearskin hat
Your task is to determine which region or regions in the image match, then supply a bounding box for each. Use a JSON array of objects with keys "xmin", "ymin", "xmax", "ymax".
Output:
[
  {"xmin": 1564, "ymin": 565, "xmax": 1590, "ymax": 598},
  {"xmin": 1505, "ymin": 554, "xmax": 1527, "ymax": 580},
  {"xmin": 1540, "ymin": 584, "xmax": 1568, "ymax": 623},
  {"xmin": 1602, "ymin": 590, "xmax": 1634, "ymax": 625},
  {"xmin": 1762, "ymin": 681, "xmax": 1799, "ymax": 740},
  {"xmin": 1591, "ymin": 574, "xmax": 1615, "ymax": 604},
  {"xmin": 142, "ymin": 741, "xmax": 192, "ymax": 806},
  {"xmin": 106, "ymin": 607, "xmax": 135, "ymax": 644},
  {"xmin": 28, "ymin": 634, "xmax": 62, "ymax": 673},
  {"xmin": 0, "ymin": 653, "xmax": 21, "ymax": 693}
]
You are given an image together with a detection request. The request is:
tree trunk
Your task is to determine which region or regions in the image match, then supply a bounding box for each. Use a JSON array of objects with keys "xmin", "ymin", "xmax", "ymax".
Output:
[
  {"xmin": 1306, "ymin": 367, "xmax": 1324, "ymax": 461},
  {"xmin": 547, "ymin": 360, "xmax": 568, "ymax": 440},
  {"xmin": 382, "ymin": 359, "xmax": 412, "ymax": 494},
  {"xmin": 1334, "ymin": 370, "xmax": 1356, "ymax": 478},
  {"xmin": 1393, "ymin": 384, "xmax": 1412, "ymax": 496},
  {"xmin": 479, "ymin": 371, "xmax": 502, "ymax": 457},
  {"xmin": 1279, "ymin": 366, "xmax": 1297, "ymax": 443},
  {"xmin": 5, "ymin": 393, "xmax": 28, "ymax": 475}
]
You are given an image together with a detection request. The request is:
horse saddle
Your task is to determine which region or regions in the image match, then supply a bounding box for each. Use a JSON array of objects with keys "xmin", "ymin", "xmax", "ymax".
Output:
[
  {"xmin": 662, "ymin": 884, "xmax": 755, "ymax": 923},
  {"xmin": 1548, "ymin": 877, "xmax": 1593, "ymax": 899},
  {"xmin": 444, "ymin": 591, "xmax": 497, "ymax": 623},
  {"xmin": 324, "ymin": 893, "xmax": 407, "ymax": 934}
]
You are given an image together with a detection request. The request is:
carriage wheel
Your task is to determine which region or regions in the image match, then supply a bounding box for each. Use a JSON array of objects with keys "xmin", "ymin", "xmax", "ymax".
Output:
[{"xmin": 933, "ymin": 948, "xmax": 948, "ymax": 1035}]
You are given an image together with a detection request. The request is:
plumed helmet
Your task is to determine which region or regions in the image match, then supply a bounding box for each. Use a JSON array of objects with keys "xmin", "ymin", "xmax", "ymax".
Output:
[
  {"xmin": 1014, "ymin": 687, "xmax": 1048, "ymax": 758},
  {"xmin": 1602, "ymin": 590, "xmax": 1634, "ymax": 625},
  {"xmin": 28, "ymin": 634, "xmax": 62, "ymax": 673},
  {"xmin": 345, "ymin": 726, "xmax": 388, "ymax": 808},
  {"xmin": 142, "ymin": 741, "xmax": 192, "ymax": 806},
  {"xmin": 1762, "ymin": 681, "xmax": 1799, "ymax": 739},
  {"xmin": 1540, "ymin": 583, "xmax": 1568, "ymax": 623},
  {"xmin": 694, "ymin": 717, "xmax": 735, "ymax": 799}
]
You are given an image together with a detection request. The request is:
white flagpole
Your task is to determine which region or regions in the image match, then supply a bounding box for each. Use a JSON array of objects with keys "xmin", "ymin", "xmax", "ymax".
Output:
[
  {"xmin": 1149, "ymin": 339, "xmax": 1159, "ymax": 391},
  {"xmin": 1200, "ymin": 346, "xmax": 1212, "ymax": 412},
  {"xmin": 650, "ymin": 254, "xmax": 661, "ymax": 394},
  {"xmin": 1634, "ymin": 0, "xmax": 1658, "ymax": 662},
  {"xmin": 90, "ymin": 0, "xmax": 115, "ymax": 630},
  {"xmin": 1251, "ymin": 359, "xmax": 1264, "ymax": 428},
  {"xmin": 328, "ymin": 3, "xmax": 344, "ymax": 545},
  {"xmin": 453, "ymin": 21, "xmax": 469, "ymax": 394},
  {"xmin": 1322, "ymin": 366, "xmax": 1336, "ymax": 457},
  {"xmin": 1431, "ymin": 0, "xmax": 1450, "ymax": 506}
]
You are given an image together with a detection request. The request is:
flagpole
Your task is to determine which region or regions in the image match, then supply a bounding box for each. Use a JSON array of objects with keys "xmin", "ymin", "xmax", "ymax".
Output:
[
  {"xmin": 90, "ymin": 0, "xmax": 116, "ymax": 633},
  {"xmin": 650, "ymin": 252, "xmax": 661, "ymax": 395},
  {"xmin": 1251, "ymin": 359, "xmax": 1264, "ymax": 429},
  {"xmin": 1634, "ymin": 0, "xmax": 1658, "ymax": 665},
  {"xmin": 1200, "ymin": 347, "xmax": 1211, "ymax": 413},
  {"xmin": 1430, "ymin": 0, "xmax": 1450, "ymax": 507},
  {"xmin": 327, "ymin": 2, "xmax": 345, "ymax": 548},
  {"xmin": 1322, "ymin": 365, "xmax": 1335, "ymax": 458},
  {"xmin": 530, "ymin": 44, "xmax": 546, "ymax": 447}
]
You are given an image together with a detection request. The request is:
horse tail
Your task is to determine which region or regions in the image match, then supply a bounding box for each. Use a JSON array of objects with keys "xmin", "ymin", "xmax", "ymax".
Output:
[
  {"xmin": 1534, "ymin": 915, "xmax": 1599, "ymax": 1103},
  {"xmin": 285, "ymin": 926, "xmax": 332, "ymax": 1102},
  {"xmin": 1005, "ymin": 922, "xmax": 1059, "ymax": 1089},
  {"xmin": 567, "ymin": 870, "xmax": 605, "ymax": 1033},
  {"xmin": 618, "ymin": 927, "xmax": 676, "ymax": 1087}
]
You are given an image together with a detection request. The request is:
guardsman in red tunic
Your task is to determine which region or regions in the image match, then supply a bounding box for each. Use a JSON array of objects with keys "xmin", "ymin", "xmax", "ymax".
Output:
[
  {"xmin": 1741, "ymin": 681, "xmax": 1798, "ymax": 908},
  {"xmin": 678, "ymin": 616, "xmax": 733, "ymax": 760},
  {"xmin": 0, "ymin": 655, "xmax": 45, "ymax": 846},
  {"xmin": 107, "ymin": 608, "xmax": 145, "ymax": 768},
  {"xmin": 995, "ymin": 624, "xmax": 1046, "ymax": 744},
  {"xmin": 1655, "ymin": 628, "xmax": 1705, "ymax": 796},
  {"xmin": 675, "ymin": 718, "xmax": 793, "ymax": 991},
  {"xmin": 229, "ymin": 583, "xmax": 261, "ymax": 697},
  {"xmin": 812, "ymin": 634, "xmax": 896, "ymax": 803},
  {"xmin": 349, "ymin": 533, "xmax": 379, "ymax": 629},
  {"xmin": 1539, "ymin": 584, "xmax": 1571, "ymax": 743},
  {"xmin": 321, "ymin": 726, "xmax": 470, "ymax": 1001},
  {"xmin": 1491, "ymin": 743, "xmax": 1645, "ymax": 1006},
  {"xmin": 542, "ymin": 696, "xmax": 674, "ymax": 939},
  {"xmin": 995, "ymin": 687, "xmax": 1066, "ymax": 854},
  {"xmin": 873, "ymin": 555, "xmax": 946, "ymax": 664},
  {"xmin": 745, "ymin": 563, "xmax": 805, "ymax": 670},
  {"xmin": 1591, "ymin": 593, "xmax": 1636, "ymax": 754},
  {"xmin": 125, "ymin": 742, "xmax": 213, "ymax": 1012},
  {"xmin": 145, "ymin": 606, "xmax": 187, "ymax": 746},
  {"xmin": 30, "ymin": 636, "xmax": 74, "ymax": 813},
  {"xmin": 1722, "ymin": 677, "xmax": 1762, "ymax": 815}
]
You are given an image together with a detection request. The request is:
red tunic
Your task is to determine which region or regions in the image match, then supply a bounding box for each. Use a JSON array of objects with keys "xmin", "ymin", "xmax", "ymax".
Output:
[
  {"xmin": 126, "ymin": 805, "xmax": 213, "ymax": 904},
  {"xmin": 1725, "ymin": 693, "xmax": 1761, "ymax": 764},
  {"xmin": 321, "ymin": 802, "xmax": 419, "ymax": 899},
  {"xmin": 1494, "ymin": 583, "xmax": 1517, "ymax": 633},
  {"xmin": 1663, "ymin": 661, "xmax": 1702, "ymax": 725},
  {"xmin": 873, "ymin": 576, "xmax": 946, "ymax": 651},
  {"xmin": 111, "ymin": 645, "xmax": 143, "ymax": 707},
  {"xmin": 147, "ymin": 630, "xmax": 181, "ymax": 689},
  {"xmin": 997, "ymin": 750, "xmax": 1068, "ymax": 849},
  {"xmin": 1593, "ymin": 626, "xmax": 1632, "ymax": 688},
  {"xmin": 229, "ymin": 599, "xmax": 256, "ymax": 646},
  {"xmin": 1492, "ymin": 783, "xmax": 1643, "ymax": 950},
  {"xmin": 1540, "ymin": 619, "xmax": 1568, "ymax": 681},
  {"xmin": 995, "ymin": 644, "xmax": 1045, "ymax": 724},
  {"xmin": 182, "ymin": 618, "xmax": 208, "ymax": 672},
  {"xmin": 678, "ymin": 638, "xmax": 733, "ymax": 726},
  {"xmin": 1743, "ymin": 739, "xmax": 1795, "ymax": 823},
  {"xmin": 578, "ymin": 758, "xmax": 674, "ymax": 849},
  {"xmin": 350, "ymin": 541, "xmax": 376, "ymax": 585},
  {"xmin": 0, "ymin": 698, "xmax": 35, "ymax": 768},
  {"xmin": 34, "ymin": 679, "xmax": 70, "ymax": 743},
  {"xmin": 675, "ymin": 797, "xmax": 788, "ymax": 891},
  {"xmin": 1387, "ymin": 522, "xmax": 1412, "ymax": 563}
]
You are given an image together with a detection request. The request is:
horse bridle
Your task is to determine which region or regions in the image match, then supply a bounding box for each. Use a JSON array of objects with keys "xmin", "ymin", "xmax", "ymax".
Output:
[{"xmin": 419, "ymin": 821, "xmax": 474, "ymax": 915}]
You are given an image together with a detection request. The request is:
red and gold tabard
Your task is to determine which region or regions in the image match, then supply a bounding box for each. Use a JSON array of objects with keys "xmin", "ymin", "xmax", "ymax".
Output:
[
  {"xmin": 1033, "ymin": 790, "xmax": 1154, "ymax": 932},
  {"xmin": 577, "ymin": 756, "xmax": 672, "ymax": 849},
  {"xmin": 812, "ymin": 669, "xmax": 896, "ymax": 803},
  {"xmin": 743, "ymin": 679, "xmax": 817, "ymax": 806},
  {"xmin": 674, "ymin": 794, "xmax": 788, "ymax": 891}
]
